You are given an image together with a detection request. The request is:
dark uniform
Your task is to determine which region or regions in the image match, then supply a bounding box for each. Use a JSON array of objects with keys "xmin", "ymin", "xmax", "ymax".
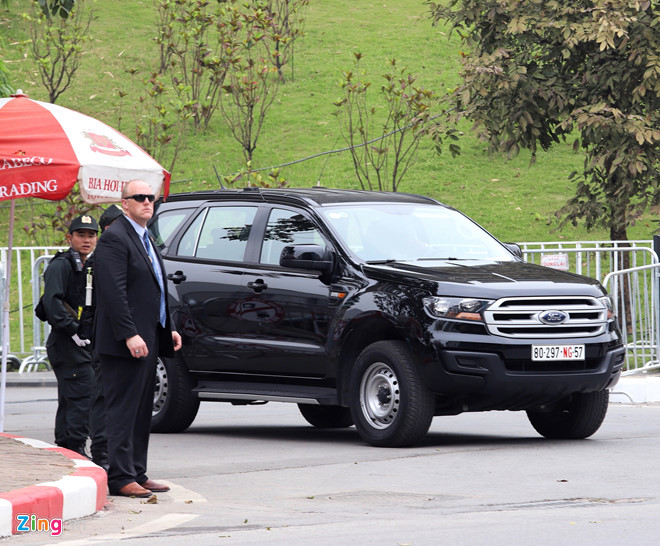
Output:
[
  {"xmin": 42, "ymin": 218, "xmax": 98, "ymax": 457},
  {"xmin": 87, "ymin": 205, "xmax": 122, "ymax": 470}
]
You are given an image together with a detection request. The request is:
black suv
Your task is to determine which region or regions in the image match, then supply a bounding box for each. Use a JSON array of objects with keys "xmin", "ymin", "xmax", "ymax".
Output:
[{"xmin": 149, "ymin": 188, "xmax": 624, "ymax": 447}]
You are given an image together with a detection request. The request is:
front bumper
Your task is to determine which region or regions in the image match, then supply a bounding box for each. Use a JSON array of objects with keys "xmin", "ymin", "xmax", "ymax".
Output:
[{"xmin": 420, "ymin": 332, "xmax": 625, "ymax": 412}]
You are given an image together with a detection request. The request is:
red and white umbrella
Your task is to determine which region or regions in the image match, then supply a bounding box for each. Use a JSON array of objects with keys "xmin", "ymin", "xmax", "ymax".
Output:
[
  {"xmin": 0, "ymin": 91, "xmax": 171, "ymax": 431},
  {"xmin": 0, "ymin": 91, "xmax": 170, "ymax": 202}
]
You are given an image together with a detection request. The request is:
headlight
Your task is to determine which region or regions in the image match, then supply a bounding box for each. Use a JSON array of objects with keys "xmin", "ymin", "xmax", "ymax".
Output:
[
  {"xmin": 599, "ymin": 295, "xmax": 615, "ymax": 321},
  {"xmin": 423, "ymin": 297, "xmax": 492, "ymax": 321}
]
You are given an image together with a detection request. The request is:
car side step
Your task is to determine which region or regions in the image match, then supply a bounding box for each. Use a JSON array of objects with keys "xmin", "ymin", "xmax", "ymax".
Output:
[{"xmin": 193, "ymin": 381, "xmax": 339, "ymax": 405}]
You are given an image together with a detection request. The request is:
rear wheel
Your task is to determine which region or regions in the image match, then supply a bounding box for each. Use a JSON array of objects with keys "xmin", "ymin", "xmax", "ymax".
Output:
[
  {"xmin": 151, "ymin": 355, "xmax": 200, "ymax": 433},
  {"xmin": 350, "ymin": 340, "xmax": 435, "ymax": 447},
  {"xmin": 298, "ymin": 404, "xmax": 354, "ymax": 428},
  {"xmin": 526, "ymin": 390, "xmax": 609, "ymax": 439}
]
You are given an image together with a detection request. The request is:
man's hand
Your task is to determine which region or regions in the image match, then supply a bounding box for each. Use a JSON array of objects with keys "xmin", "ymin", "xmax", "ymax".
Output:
[
  {"xmin": 72, "ymin": 333, "xmax": 91, "ymax": 347},
  {"xmin": 126, "ymin": 334, "xmax": 148, "ymax": 358},
  {"xmin": 172, "ymin": 331, "xmax": 182, "ymax": 351}
]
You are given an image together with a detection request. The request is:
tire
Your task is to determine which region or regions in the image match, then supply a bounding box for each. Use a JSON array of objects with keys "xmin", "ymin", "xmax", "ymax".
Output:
[
  {"xmin": 526, "ymin": 390, "xmax": 609, "ymax": 440},
  {"xmin": 349, "ymin": 340, "xmax": 435, "ymax": 447},
  {"xmin": 151, "ymin": 355, "xmax": 200, "ymax": 433},
  {"xmin": 298, "ymin": 404, "xmax": 354, "ymax": 429}
]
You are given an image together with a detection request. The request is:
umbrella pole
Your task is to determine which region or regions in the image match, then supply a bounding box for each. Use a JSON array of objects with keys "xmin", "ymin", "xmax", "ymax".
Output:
[{"xmin": 0, "ymin": 199, "xmax": 15, "ymax": 432}]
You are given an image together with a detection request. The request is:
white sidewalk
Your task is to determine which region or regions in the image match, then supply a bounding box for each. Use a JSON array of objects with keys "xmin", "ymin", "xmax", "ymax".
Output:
[{"xmin": 610, "ymin": 374, "xmax": 660, "ymax": 404}]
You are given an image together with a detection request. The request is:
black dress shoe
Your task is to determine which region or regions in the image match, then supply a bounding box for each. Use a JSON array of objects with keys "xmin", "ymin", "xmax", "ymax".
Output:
[{"xmin": 114, "ymin": 482, "xmax": 152, "ymax": 498}]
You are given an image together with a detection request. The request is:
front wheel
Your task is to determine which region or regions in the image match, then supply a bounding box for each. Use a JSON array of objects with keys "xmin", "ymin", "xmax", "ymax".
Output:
[
  {"xmin": 526, "ymin": 390, "xmax": 609, "ymax": 440},
  {"xmin": 151, "ymin": 355, "xmax": 200, "ymax": 433},
  {"xmin": 349, "ymin": 340, "xmax": 435, "ymax": 447}
]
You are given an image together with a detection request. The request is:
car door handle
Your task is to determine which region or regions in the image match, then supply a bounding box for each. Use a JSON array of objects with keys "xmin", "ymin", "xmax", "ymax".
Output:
[
  {"xmin": 167, "ymin": 271, "xmax": 187, "ymax": 285},
  {"xmin": 247, "ymin": 279, "xmax": 268, "ymax": 293}
]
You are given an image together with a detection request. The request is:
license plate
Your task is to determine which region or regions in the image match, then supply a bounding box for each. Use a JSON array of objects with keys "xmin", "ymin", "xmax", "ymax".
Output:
[{"xmin": 532, "ymin": 345, "xmax": 585, "ymax": 361}]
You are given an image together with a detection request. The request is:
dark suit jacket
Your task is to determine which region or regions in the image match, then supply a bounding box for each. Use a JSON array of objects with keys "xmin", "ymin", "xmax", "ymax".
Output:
[{"xmin": 93, "ymin": 214, "xmax": 174, "ymax": 359}]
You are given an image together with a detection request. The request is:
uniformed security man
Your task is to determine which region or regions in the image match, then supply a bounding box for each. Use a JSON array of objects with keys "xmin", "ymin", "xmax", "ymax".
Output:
[{"xmin": 42, "ymin": 215, "xmax": 99, "ymax": 457}]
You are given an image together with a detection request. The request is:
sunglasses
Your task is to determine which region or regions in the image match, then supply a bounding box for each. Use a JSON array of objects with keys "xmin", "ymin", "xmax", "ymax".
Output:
[{"xmin": 124, "ymin": 193, "xmax": 155, "ymax": 203}]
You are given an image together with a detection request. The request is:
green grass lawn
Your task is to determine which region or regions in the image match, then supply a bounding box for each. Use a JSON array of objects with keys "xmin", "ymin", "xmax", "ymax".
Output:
[{"xmin": 1, "ymin": 0, "xmax": 657, "ymax": 244}]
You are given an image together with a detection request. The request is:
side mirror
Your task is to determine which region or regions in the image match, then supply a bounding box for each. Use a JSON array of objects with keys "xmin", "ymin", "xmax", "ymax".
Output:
[
  {"xmin": 503, "ymin": 242, "xmax": 523, "ymax": 259},
  {"xmin": 280, "ymin": 244, "xmax": 334, "ymax": 278}
]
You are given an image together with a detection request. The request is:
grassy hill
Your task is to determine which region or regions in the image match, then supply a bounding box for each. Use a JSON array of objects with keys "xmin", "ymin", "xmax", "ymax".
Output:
[{"xmin": 1, "ymin": 0, "xmax": 657, "ymax": 244}]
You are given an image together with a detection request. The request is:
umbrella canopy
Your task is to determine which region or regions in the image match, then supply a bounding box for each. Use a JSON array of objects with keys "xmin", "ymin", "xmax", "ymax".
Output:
[
  {"xmin": 0, "ymin": 91, "xmax": 171, "ymax": 431},
  {"xmin": 0, "ymin": 91, "xmax": 170, "ymax": 202}
]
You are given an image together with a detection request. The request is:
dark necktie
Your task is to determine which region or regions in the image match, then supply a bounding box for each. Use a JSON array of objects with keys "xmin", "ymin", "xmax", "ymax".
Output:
[{"xmin": 143, "ymin": 230, "xmax": 167, "ymax": 327}]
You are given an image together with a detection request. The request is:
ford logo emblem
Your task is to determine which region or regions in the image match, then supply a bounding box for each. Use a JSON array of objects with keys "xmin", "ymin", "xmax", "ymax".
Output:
[{"xmin": 538, "ymin": 310, "xmax": 569, "ymax": 325}]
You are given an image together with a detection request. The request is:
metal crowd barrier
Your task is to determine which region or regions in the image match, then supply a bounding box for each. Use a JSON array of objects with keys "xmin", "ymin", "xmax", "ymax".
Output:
[
  {"xmin": 18, "ymin": 255, "xmax": 53, "ymax": 372},
  {"xmin": 518, "ymin": 239, "xmax": 657, "ymax": 282},
  {"xmin": 1, "ymin": 241, "xmax": 659, "ymax": 374},
  {"xmin": 1, "ymin": 247, "xmax": 65, "ymax": 373},
  {"xmin": 0, "ymin": 259, "xmax": 21, "ymax": 370},
  {"xmin": 520, "ymin": 239, "xmax": 660, "ymax": 375},
  {"xmin": 603, "ymin": 263, "xmax": 660, "ymax": 375}
]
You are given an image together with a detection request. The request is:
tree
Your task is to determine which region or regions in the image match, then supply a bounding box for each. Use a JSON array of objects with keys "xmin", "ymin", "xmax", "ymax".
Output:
[
  {"xmin": 25, "ymin": 0, "xmax": 93, "ymax": 103},
  {"xmin": 126, "ymin": 71, "xmax": 192, "ymax": 174},
  {"xmin": 429, "ymin": 0, "xmax": 660, "ymax": 241},
  {"xmin": 262, "ymin": 0, "xmax": 310, "ymax": 81},
  {"xmin": 36, "ymin": 0, "xmax": 76, "ymax": 19},
  {"xmin": 333, "ymin": 53, "xmax": 458, "ymax": 192},
  {"xmin": 220, "ymin": 2, "xmax": 281, "ymax": 165},
  {"xmin": 152, "ymin": 1, "xmax": 290, "ymax": 166},
  {"xmin": 155, "ymin": 0, "xmax": 236, "ymax": 130}
]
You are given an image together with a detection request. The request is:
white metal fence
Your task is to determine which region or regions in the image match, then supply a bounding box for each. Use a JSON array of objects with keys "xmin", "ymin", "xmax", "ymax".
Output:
[
  {"xmin": 1, "ymin": 246, "xmax": 64, "ymax": 371},
  {"xmin": 518, "ymin": 239, "xmax": 657, "ymax": 281},
  {"xmin": 519, "ymin": 239, "xmax": 660, "ymax": 375},
  {"xmin": 603, "ymin": 263, "xmax": 660, "ymax": 374},
  {"xmin": 2, "ymin": 240, "xmax": 659, "ymax": 374}
]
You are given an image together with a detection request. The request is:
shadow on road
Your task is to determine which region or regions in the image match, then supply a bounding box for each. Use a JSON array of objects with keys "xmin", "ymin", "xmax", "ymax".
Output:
[{"xmin": 159, "ymin": 422, "xmax": 553, "ymax": 450}]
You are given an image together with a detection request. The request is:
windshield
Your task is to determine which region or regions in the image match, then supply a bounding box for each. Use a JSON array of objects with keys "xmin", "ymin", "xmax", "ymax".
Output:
[{"xmin": 320, "ymin": 203, "xmax": 515, "ymax": 263}]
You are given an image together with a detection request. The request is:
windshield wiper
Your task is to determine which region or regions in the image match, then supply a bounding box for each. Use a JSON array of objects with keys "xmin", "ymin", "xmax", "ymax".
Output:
[
  {"xmin": 365, "ymin": 259, "xmax": 398, "ymax": 264},
  {"xmin": 417, "ymin": 256, "xmax": 461, "ymax": 261}
]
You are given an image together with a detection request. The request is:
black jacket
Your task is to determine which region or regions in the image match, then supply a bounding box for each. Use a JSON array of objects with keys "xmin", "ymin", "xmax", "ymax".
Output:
[
  {"xmin": 42, "ymin": 249, "xmax": 89, "ymax": 336},
  {"xmin": 93, "ymin": 215, "xmax": 175, "ymax": 359}
]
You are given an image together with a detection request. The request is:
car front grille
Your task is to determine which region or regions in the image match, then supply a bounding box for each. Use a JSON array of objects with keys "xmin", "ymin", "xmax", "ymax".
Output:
[{"xmin": 483, "ymin": 296, "xmax": 609, "ymax": 338}]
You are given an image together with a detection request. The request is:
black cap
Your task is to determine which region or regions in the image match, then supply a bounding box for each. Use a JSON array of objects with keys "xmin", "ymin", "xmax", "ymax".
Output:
[
  {"xmin": 99, "ymin": 204, "xmax": 123, "ymax": 231},
  {"xmin": 68, "ymin": 215, "xmax": 99, "ymax": 234}
]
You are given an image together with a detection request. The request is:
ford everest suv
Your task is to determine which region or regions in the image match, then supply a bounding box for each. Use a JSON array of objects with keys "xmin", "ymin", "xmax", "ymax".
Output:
[{"xmin": 149, "ymin": 188, "xmax": 624, "ymax": 447}]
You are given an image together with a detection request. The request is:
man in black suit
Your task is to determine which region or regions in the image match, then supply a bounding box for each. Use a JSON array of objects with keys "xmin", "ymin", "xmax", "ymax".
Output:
[{"xmin": 94, "ymin": 179, "xmax": 182, "ymax": 498}]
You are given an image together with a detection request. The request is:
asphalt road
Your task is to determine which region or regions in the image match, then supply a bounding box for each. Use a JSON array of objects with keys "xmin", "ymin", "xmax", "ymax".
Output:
[{"xmin": 3, "ymin": 385, "xmax": 660, "ymax": 545}]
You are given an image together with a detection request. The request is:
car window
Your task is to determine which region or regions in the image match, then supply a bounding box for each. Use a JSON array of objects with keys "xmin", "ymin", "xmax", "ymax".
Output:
[
  {"xmin": 150, "ymin": 207, "xmax": 195, "ymax": 250},
  {"xmin": 177, "ymin": 206, "xmax": 257, "ymax": 261},
  {"xmin": 260, "ymin": 208, "xmax": 325, "ymax": 265}
]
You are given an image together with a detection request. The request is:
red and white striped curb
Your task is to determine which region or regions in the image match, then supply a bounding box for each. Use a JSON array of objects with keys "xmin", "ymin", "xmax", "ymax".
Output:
[{"xmin": 0, "ymin": 433, "xmax": 107, "ymax": 537}]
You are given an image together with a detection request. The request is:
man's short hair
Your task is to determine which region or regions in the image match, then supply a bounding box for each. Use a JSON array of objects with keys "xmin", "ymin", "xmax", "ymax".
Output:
[{"xmin": 99, "ymin": 205, "xmax": 123, "ymax": 231}]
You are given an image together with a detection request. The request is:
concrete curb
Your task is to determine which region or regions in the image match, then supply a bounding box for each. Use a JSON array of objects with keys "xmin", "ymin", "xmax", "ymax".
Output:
[
  {"xmin": 0, "ymin": 434, "xmax": 107, "ymax": 538},
  {"xmin": 610, "ymin": 374, "xmax": 660, "ymax": 404},
  {"xmin": 3, "ymin": 371, "xmax": 57, "ymax": 388}
]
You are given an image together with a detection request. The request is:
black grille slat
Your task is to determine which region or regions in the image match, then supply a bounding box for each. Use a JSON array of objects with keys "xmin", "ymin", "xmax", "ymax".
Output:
[
  {"xmin": 492, "ymin": 313, "xmax": 535, "ymax": 321},
  {"xmin": 505, "ymin": 359, "xmax": 600, "ymax": 372},
  {"xmin": 497, "ymin": 326, "xmax": 601, "ymax": 335},
  {"xmin": 496, "ymin": 298, "xmax": 595, "ymax": 308}
]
